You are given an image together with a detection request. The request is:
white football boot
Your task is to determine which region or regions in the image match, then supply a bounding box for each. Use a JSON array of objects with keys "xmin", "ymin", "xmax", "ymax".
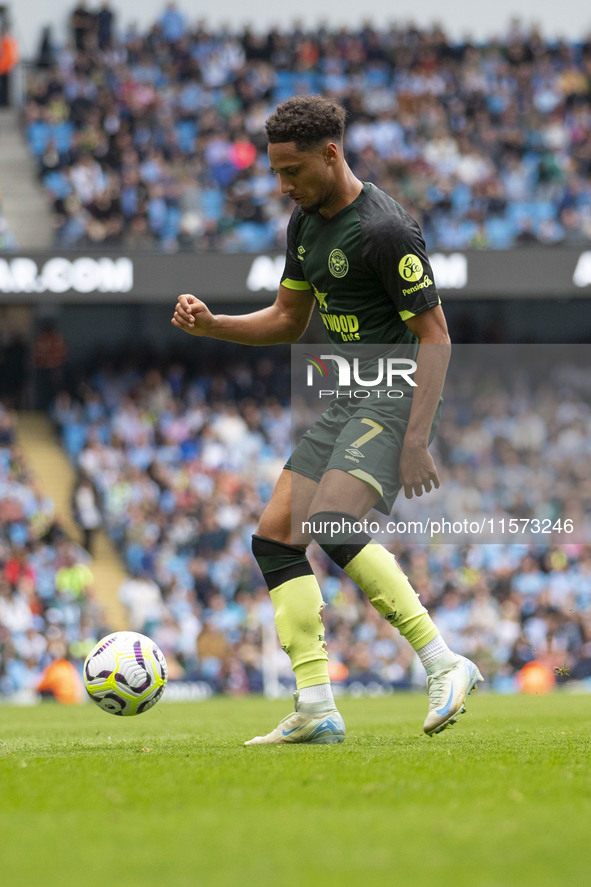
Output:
[
  {"xmin": 424, "ymin": 655, "xmax": 483, "ymax": 735},
  {"xmin": 245, "ymin": 693, "xmax": 346, "ymax": 746}
]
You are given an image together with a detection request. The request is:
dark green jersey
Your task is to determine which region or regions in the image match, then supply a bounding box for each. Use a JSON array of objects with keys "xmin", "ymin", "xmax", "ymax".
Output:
[{"xmin": 281, "ymin": 182, "xmax": 440, "ymax": 346}]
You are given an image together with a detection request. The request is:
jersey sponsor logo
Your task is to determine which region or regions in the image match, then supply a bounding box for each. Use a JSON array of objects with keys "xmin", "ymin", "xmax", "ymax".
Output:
[
  {"xmin": 320, "ymin": 312, "xmax": 360, "ymax": 341},
  {"xmin": 297, "ymin": 245, "xmax": 306, "ymax": 261},
  {"xmin": 402, "ymin": 274, "xmax": 434, "ymax": 296},
  {"xmin": 398, "ymin": 253, "xmax": 424, "ymax": 282},
  {"xmin": 328, "ymin": 249, "xmax": 349, "ymax": 278}
]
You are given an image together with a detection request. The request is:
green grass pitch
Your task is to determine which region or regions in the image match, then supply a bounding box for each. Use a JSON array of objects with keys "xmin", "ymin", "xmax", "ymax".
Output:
[{"xmin": 1, "ymin": 692, "xmax": 589, "ymax": 887}]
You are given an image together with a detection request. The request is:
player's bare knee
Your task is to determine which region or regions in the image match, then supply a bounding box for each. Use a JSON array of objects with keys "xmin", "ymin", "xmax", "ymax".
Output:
[{"xmin": 256, "ymin": 510, "xmax": 291, "ymax": 544}]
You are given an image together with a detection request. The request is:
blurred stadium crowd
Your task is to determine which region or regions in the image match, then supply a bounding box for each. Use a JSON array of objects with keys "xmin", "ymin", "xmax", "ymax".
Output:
[
  {"xmin": 1, "ymin": 346, "xmax": 590, "ymax": 701},
  {"xmin": 21, "ymin": 5, "xmax": 591, "ymax": 252},
  {"xmin": 0, "ymin": 401, "xmax": 109, "ymax": 700}
]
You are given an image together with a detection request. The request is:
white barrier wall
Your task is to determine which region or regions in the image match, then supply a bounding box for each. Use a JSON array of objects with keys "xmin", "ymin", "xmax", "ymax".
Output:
[{"xmin": 11, "ymin": 0, "xmax": 591, "ymax": 58}]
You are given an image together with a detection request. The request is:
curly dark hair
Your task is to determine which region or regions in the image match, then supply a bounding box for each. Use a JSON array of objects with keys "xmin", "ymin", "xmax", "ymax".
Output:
[{"xmin": 265, "ymin": 96, "xmax": 347, "ymax": 149}]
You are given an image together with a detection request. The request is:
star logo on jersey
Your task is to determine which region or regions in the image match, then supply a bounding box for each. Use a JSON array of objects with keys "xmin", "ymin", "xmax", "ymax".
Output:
[
  {"xmin": 328, "ymin": 248, "xmax": 349, "ymax": 278},
  {"xmin": 312, "ymin": 284, "xmax": 328, "ymax": 311}
]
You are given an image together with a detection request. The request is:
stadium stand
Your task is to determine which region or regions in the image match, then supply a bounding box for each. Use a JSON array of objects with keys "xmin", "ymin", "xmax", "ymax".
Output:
[{"xmin": 21, "ymin": 10, "xmax": 591, "ymax": 253}]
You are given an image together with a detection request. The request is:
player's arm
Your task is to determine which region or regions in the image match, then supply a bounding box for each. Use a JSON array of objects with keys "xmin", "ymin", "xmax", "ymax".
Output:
[
  {"xmin": 171, "ymin": 283, "xmax": 315, "ymax": 345},
  {"xmin": 399, "ymin": 304, "xmax": 451, "ymax": 498}
]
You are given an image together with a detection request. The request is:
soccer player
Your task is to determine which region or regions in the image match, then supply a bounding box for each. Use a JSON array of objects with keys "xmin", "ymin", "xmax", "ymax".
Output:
[{"xmin": 172, "ymin": 95, "xmax": 482, "ymax": 743}]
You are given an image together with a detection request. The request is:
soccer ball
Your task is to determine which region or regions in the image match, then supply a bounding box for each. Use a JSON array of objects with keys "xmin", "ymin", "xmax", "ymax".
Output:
[{"xmin": 83, "ymin": 631, "xmax": 168, "ymax": 716}]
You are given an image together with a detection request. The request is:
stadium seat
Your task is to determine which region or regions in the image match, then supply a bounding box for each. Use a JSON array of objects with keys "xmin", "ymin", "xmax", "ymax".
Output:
[
  {"xmin": 175, "ymin": 120, "xmax": 197, "ymax": 154},
  {"xmin": 485, "ymin": 217, "xmax": 516, "ymax": 248},
  {"xmin": 27, "ymin": 120, "xmax": 51, "ymax": 157}
]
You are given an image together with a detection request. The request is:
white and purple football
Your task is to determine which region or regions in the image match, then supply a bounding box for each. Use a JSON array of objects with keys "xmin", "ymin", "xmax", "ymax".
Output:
[{"xmin": 83, "ymin": 631, "xmax": 168, "ymax": 716}]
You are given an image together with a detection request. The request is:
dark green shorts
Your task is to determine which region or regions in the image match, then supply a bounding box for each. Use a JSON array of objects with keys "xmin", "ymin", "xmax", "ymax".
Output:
[{"xmin": 286, "ymin": 397, "xmax": 441, "ymax": 514}]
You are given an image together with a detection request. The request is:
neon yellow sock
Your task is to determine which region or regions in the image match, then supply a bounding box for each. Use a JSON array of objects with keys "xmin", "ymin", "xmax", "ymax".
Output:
[
  {"xmin": 270, "ymin": 575, "xmax": 330, "ymax": 689},
  {"xmin": 345, "ymin": 544, "xmax": 439, "ymax": 651}
]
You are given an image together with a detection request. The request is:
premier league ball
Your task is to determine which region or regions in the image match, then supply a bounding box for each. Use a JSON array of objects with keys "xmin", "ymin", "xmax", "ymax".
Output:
[{"xmin": 83, "ymin": 631, "xmax": 168, "ymax": 716}]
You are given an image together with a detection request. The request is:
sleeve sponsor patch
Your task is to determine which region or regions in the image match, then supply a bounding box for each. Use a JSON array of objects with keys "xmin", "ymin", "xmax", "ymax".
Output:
[
  {"xmin": 401, "ymin": 274, "xmax": 434, "ymax": 296},
  {"xmin": 398, "ymin": 254, "xmax": 424, "ymax": 283}
]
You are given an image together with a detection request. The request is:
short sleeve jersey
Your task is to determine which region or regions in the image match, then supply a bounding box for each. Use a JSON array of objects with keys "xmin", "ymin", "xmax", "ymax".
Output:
[{"xmin": 281, "ymin": 182, "xmax": 440, "ymax": 346}]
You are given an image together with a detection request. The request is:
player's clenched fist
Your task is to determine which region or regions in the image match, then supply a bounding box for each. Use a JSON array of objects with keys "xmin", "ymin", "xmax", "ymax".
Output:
[{"xmin": 171, "ymin": 294, "xmax": 214, "ymax": 336}]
